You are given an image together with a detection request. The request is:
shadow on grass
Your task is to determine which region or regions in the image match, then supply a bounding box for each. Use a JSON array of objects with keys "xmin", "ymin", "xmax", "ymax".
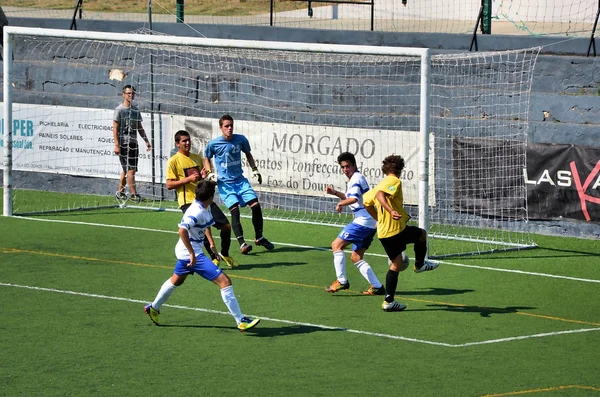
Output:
[
  {"xmin": 397, "ymin": 287, "xmax": 475, "ymax": 296},
  {"xmin": 266, "ymin": 245, "xmax": 328, "ymax": 254},
  {"xmin": 244, "ymin": 324, "xmax": 344, "ymax": 337},
  {"xmin": 328, "ymin": 287, "xmax": 475, "ymax": 298},
  {"xmin": 419, "ymin": 304, "xmax": 536, "ymax": 317},
  {"xmin": 455, "ymin": 246, "xmax": 600, "ymax": 261},
  {"xmin": 229, "ymin": 260, "xmax": 307, "ymax": 270},
  {"xmin": 157, "ymin": 323, "xmax": 343, "ymax": 337}
]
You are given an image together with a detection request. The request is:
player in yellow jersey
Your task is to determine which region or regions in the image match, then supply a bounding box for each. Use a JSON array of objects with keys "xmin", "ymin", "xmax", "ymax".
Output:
[
  {"xmin": 363, "ymin": 155, "xmax": 438, "ymax": 312},
  {"xmin": 166, "ymin": 130, "xmax": 238, "ymax": 268}
]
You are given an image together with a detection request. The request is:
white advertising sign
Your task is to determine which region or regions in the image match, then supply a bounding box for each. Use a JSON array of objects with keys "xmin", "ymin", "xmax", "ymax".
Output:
[
  {"xmin": 1, "ymin": 103, "xmax": 172, "ymax": 182},
  {"xmin": 173, "ymin": 116, "xmax": 435, "ymax": 206}
]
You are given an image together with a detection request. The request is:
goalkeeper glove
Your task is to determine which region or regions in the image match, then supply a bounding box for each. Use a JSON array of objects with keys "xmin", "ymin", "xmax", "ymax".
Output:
[
  {"xmin": 206, "ymin": 172, "xmax": 217, "ymax": 183},
  {"xmin": 252, "ymin": 167, "xmax": 262, "ymax": 185}
]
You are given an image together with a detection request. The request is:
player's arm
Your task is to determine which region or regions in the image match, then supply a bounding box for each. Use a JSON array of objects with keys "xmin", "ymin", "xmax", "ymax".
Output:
[
  {"xmin": 245, "ymin": 152, "xmax": 262, "ymax": 184},
  {"xmin": 334, "ymin": 196, "xmax": 357, "ymax": 213},
  {"xmin": 203, "ymin": 157, "xmax": 212, "ymax": 173},
  {"xmin": 204, "ymin": 227, "xmax": 219, "ymax": 259},
  {"xmin": 376, "ymin": 190, "xmax": 401, "ymax": 220},
  {"xmin": 166, "ymin": 177, "xmax": 195, "ymax": 190},
  {"xmin": 137, "ymin": 121, "xmax": 152, "ymax": 152},
  {"xmin": 112, "ymin": 120, "xmax": 120, "ymax": 155},
  {"xmin": 178, "ymin": 227, "xmax": 196, "ymax": 267},
  {"xmin": 365, "ymin": 203, "xmax": 378, "ymax": 220},
  {"xmin": 325, "ymin": 186, "xmax": 346, "ymax": 200}
]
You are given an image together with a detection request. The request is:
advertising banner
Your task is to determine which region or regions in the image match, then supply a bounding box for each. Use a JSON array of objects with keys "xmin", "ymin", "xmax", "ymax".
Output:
[
  {"xmin": 2, "ymin": 104, "xmax": 435, "ymax": 205},
  {"xmin": 453, "ymin": 137, "xmax": 600, "ymax": 222},
  {"xmin": 526, "ymin": 142, "xmax": 600, "ymax": 222},
  {"xmin": 173, "ymin": 116, "xmax": 436, "ymax": 206},
  {"xmin": 0, "ymin": 103, "xmax": 172, "ymax": 182}
]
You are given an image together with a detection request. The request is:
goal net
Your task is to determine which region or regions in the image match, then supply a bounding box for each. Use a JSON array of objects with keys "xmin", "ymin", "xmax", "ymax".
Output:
[{"xmin": 1, "ymin": 27, "xmax": 538, "ymax": 257}]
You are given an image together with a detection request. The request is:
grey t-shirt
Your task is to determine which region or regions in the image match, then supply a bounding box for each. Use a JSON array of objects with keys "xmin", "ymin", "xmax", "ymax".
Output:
[{"xmin": 113, "ymin": 103, "xmax": 143, "ymax": 146}]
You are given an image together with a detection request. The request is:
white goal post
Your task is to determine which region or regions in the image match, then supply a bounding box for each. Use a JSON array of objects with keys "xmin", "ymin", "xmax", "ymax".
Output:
[{"xmin": 2, "ymin": 26, "xmax": 538, "ymax": 257}]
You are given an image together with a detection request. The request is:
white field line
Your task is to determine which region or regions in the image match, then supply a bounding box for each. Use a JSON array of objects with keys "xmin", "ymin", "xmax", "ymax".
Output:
[
  {"xmin": 14, "ymin": 216, "xmax": 600, "ymax": 284},
  {"xmin": 2, "ymin": 282, "xmax": 599, "ymax": 347}
]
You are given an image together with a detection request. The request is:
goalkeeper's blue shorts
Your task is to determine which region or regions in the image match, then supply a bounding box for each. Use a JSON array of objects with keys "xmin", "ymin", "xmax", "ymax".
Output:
[
  {"xmin": 337, "ymin": 223, "xmax": 376, "ymax": 251},
  {"xmin": 217, "ymin": 178, "xmax": 257, "ymax": 209}
]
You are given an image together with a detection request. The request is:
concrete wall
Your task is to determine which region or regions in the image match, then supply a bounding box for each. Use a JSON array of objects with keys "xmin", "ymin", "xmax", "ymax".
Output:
[{"xmin": 2, "ymin": 18, "xmax": 599, "ymax": 238}]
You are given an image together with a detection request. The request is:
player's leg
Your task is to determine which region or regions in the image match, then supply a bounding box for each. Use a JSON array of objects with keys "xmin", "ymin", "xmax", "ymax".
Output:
[
  {"xmin": 218, "ymin": 182, "xmax": 251, "ymax": 254},
  {"xmin": 210, "ymin": 202, "xmax": 232, "ymax": 258},
  {"xmin": 342, "ymin": 225, "xmax": 384, "ymax": 295},
  {"xmin": 404, "ymin": 226, "xmax": 438, "ymax": 273},
  {"xmin": 380, "ymin": 235, "xmax": 408, "ymax": 312},
  {"xmin": 325, "ymin": 234, "xmax": 351, "ymax": 293},
  {"xmin": 206, "ymin": 260, "xmax": 259, "ymax": 331},
  {"xmin": 116, "ymin": 152, "xmax": 128, "ymax": 199},
  {"xmin": 127, "ymin": 143, "xmax": 141, "ymax": 201},
  {"xmin": 144, "ymin": 263, "xmax": 190, "ymax": 325},
  {"xmin": 238, "ymin": 181, "xmax": 274, "ymax": 251},
  {"xmin": 353, "ymin": 248, "xmax": 385, "ymax": 295}
]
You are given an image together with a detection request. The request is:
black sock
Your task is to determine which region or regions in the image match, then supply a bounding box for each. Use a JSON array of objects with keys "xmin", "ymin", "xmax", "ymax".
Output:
[
  {"xmin": 250, "ymin": 203, "xmax": 264, "ymax": 240},
  {"xmin": 203, "ymin": 232, "xmax": 218, "ymax": 260},
  {"xmin": 230, "ymin": 206, "xmax": 245, "ymax": 246},
  {"xmin": 414, "ymin": 240, "xmax": 427, "ymax": 268},
  {"xmin": 384, "ymin": 269, "xmax": 399, "ymax": 303},
  {"xmin": 220, "ymin": 225, "xmax": 232, "ymax": 257}
]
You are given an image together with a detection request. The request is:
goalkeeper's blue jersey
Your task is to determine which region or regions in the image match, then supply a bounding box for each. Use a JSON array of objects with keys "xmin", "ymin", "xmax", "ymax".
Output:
[{"xmin": 204, "ymin": 134, "xmax": 251, "ymax": 183}]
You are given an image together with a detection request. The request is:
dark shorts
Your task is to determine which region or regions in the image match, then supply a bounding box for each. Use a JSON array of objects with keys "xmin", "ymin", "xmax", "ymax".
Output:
[
  {"xmin": 180, "ymin": 202, "xmax": 229, "ymax": 229},
  {"xmin": 379, "ymin": 226, "xmax": 423, "ymax": 261},
  {"xmin": 118, "ymin": 141, "xmax": 139, "ymax": 172}
]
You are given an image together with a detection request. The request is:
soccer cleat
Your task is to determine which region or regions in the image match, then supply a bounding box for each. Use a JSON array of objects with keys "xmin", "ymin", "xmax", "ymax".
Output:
[
  {"xmin": 254, "ymin": 237, "xmax": 275, "ymax": 250},
  {"xmin": 237, "ymin": 316, "xmax": 260, "ymax": 332},
  {"xmin": 414, "ymin": 259, "xmax": 439, "ymax": 273},
  {"xmin": 212, "ymin": 258, "xmax": 220, "ymax": 266},
  {"xmin": 115, "ymin": 191, "xmax": 128, "ymax": 201},
  {"xmin": 382, "ymin": 300, "xmax": 407, "ymax": 312},
  {"xmin": 221, "ymin": 256, "xmax": 238, "ymax": 268},
  {"xmin": 240, "ymin": 243, "xmax": 253, "ymax": 255},
  {"xmin": 325, "ymin": 279, "xmax": 350, "ymax": 293},
  {"xmin": 130, "ymin": 194, "xmax": 143, "ymax": 203},
  {"xmin": 144, "ymin": 304, "xmax": 160, "ymax": 325},
  {"xmin": 362, "ymin": 285, "xmax": 386, "ymax": 296}
]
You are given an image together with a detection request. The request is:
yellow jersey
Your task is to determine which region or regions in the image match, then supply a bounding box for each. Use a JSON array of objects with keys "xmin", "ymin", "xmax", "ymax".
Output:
[
  {"xmin": 166, "ymin": 152, "xmax": 204, "ymax": 208},
  {"xmin": 363, "ymin": 174, "xmax": 410, "ymax": 239}
]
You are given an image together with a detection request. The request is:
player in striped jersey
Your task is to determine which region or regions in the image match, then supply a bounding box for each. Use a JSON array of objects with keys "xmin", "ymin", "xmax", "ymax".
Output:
[
  {"xmin": 324, "ymin": 152, "xmax": 385, "ymax": 296},
  {"xmin": 144, "ymin": 180, "xmax": 259, "ymax": 331}
]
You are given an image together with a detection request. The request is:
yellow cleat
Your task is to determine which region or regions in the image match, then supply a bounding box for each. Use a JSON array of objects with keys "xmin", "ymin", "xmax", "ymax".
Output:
[
  {"xmin": 237, "ymin": 316, "xmax": 260, "ymax": 332},
  {"xmin": 144, "ymin": 304, "xmax": 160, "ymax": 325},
  {"xmin": 222, "ymin": 256, "xmax": 238, "ymax": 268},
  {"xmin": 212, "ymin": 258, "xmax": 220, "ymax": 266}
]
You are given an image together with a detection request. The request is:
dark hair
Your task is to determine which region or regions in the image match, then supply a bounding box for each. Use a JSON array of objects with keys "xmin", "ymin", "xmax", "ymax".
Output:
[
  {"xmin": 174, "ymin": 130, "xmax": 190, "ymax": 143},
  {"xmin": 195, "ymin": 180, "xmax": 216, "ymax": 201},
  {"xmin": 337, "ymin": 152, "xmax": 356, "ymax": 166},
  {"xmin": 381, "ymin": 155, "xmax": 405, "ymax": 177},
  {"xmin": 219, "ymin": 114, "xmax": 233, "ymax": 127},
  {"xmin": 122, "ymin": 84, "xmax": 135, "ymax": 93}
]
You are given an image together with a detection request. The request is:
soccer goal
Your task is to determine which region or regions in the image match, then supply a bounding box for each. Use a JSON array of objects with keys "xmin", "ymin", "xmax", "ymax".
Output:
[{"xmin": 1, "ymin": 26, "xmax": 538, "ymax": 257}]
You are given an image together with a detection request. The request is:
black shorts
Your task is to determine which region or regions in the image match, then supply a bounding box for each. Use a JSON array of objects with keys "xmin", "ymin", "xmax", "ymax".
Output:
[
  {"xmin": 180, "ymin": 202, "xmax": 229, "ymax": 229},
  {"xmin": 118, "ymin": 141, "xmax": 139, "ymax": 172},
  {"xmin": 379, "ymin": 226, "xmax": 423, "ymax": 261}
]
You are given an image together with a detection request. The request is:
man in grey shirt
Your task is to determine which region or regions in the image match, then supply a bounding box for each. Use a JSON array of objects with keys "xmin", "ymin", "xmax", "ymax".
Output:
[{"xmin": 112, "ymin": 85, "xmax": 152, "ymax": 202}]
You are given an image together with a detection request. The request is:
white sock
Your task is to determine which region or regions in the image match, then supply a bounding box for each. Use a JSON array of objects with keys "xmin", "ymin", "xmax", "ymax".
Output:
[
  {"xmin": 355, "ymin": 260, "xmax": 382, "ymax": 288},
  {"xmin": 152, "ymin": 279, "xmax": 177, "ymax": 311},
  {"xmin": 221, "ymin": 285, "xmax": 243, "ymax": 324},
  {"xmin": 333, "ymin": 251, "xmax": 347, "ymax": 284}
]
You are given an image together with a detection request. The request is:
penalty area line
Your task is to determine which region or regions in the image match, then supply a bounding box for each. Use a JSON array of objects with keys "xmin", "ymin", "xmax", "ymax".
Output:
[{"xmin": 3, "ymin": 282, "xmax": 599, "ymax": 347}]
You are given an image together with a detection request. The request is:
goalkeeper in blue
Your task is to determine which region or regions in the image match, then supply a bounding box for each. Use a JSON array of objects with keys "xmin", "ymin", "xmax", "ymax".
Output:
[
  {"xmin": 203, "ymin": 114, "xmax": 274, "ymax": 255},
  {"xmin": 325, "ymin": 152, "xmax": 385, "ymax": 296},
  {"xmin": 144, "ymin": 180, "xmax": 260, "ymax": 332}
]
